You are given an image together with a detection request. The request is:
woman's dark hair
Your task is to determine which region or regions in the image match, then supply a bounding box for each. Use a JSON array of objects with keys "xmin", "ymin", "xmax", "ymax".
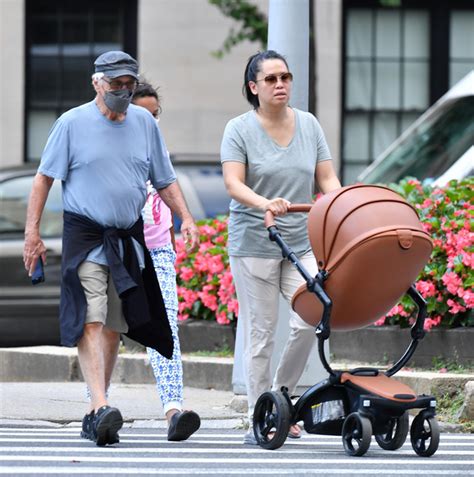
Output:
[
  {"xmin": 132, "ymin": 81, "xmax": 162, "ymax": 116},
  {"xmin": 132, "ymin": 81, "xmax": 160, "ymax": 102},
  {"xmin": 243, "ymin": 50, "xmax": 289, "ymax": 109}
]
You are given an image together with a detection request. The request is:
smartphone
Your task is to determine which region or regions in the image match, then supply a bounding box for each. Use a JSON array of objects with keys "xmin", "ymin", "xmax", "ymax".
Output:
[{"xmin": 31, "ymin": 257, "xmax": 45, "ymax": 285}]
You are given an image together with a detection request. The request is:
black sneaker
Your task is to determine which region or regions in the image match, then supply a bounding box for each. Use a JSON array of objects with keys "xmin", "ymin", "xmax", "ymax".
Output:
[
  {"xmin": 80, "ymin": 411, "xmax": 95, "ymax": 440},
  {"xmin": 167, "ymin": 410, "xmax": 201, "ymax": 441},
  {"xmin": 92, "ymin": 405, "xmax": 123, "ymax": 446}
]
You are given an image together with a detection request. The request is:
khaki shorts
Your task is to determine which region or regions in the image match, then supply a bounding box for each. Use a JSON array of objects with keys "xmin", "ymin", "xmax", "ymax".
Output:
[{"xmin": 77, "ymin": 261, "xmax": 129, "ymax": 334}]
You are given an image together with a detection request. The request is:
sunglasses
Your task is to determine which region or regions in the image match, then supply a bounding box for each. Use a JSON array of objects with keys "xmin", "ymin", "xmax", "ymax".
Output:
[
  {"xmin": 255, "ymin": 72, "xmax": 293, "ymax": 85},
  {"xmin": 102, "ymin": 77, "xmax": 138, "ymax": 91}
]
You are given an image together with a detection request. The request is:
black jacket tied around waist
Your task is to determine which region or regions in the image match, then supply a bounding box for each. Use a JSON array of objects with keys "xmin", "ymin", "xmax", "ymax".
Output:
[{"xmin": 60, "ymin": 210, "xmax": 173, "ymax": 358}]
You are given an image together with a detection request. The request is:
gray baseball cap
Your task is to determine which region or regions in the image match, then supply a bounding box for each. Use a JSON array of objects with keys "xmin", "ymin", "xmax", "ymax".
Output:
[{"xmin": 94, "ymin": 51, "xmax": 139, "ymax": 79}]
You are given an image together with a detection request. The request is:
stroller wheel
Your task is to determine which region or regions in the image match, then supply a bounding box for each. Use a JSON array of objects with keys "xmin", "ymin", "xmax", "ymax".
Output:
[
  {"xmin": 410, "ymin": 413, "xmax": 440, "ymax": 457},
  {"xmin": 253, "ymin": 391, "xmax": 290, "ymax": 450},
  {"xmin": 342, "ymin": 412, "xmax": 372, "ymax": 457},
  {"xmin": 375, "ymin": 412, "xmax": 409, "ymax": 450}
]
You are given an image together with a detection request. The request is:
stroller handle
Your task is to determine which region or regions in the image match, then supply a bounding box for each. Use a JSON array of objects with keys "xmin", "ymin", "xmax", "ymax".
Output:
[{"xmin": 264, "ymin": 203, "xmax": 313, "ymax": 228}]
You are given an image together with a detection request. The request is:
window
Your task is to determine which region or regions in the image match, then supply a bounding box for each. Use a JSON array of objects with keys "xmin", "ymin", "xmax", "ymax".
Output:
[
  {"xmin": 25, "ymin": 0, "xmax": 137, "ymax": 162},
  {"xmin": 450, "ymin": 11, "xmax": 474, "ymax": 87},
  {"xmin": 343, "ymin": 7, "xmax": 429, "ymax": 184},
  {"xmin": 342, "ymin": 1, "xmax": 474, "ymax": 185}
]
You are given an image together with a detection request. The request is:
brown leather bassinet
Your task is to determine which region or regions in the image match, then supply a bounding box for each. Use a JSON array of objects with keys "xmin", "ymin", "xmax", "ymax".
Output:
[{"xmin": 291, "ymin": 184, "xmax": 433, "ymax": 331}]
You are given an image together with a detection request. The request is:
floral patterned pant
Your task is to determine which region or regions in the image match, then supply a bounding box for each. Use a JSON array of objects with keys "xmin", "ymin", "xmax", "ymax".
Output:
[{"xmin": 147, "ymin": 244, "xmax": 184, "ymax": 414}]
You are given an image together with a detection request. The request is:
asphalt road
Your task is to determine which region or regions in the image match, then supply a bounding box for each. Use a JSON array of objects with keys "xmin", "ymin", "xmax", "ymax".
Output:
[{"xmin": 0, "ymin": 425, "xmax": 473, "ymax": 476}]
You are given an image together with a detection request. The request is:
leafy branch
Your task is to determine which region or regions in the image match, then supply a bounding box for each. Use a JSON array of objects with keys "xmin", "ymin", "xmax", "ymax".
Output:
[{"xmin": 209, "ymin": 0, "xmax": 268, "ymax": 58}]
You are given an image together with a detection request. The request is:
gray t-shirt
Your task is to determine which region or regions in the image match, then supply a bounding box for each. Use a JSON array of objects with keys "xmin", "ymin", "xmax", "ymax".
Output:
[
  {"xmin": 220, "ymin": 108, "xmax": 331, "ymax": 258},
  {"xmin": 39, "ymin": 100, "xmax": 176, "ymax": 265}
]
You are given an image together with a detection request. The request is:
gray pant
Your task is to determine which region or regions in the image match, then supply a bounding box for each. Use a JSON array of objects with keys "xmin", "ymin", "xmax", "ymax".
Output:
[{"xmin": 230, "ymin": 251, "xmax": 318, "ymax": 420}]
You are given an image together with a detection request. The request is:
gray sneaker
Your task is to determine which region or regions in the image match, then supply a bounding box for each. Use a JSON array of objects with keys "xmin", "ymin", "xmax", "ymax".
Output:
[{"xmin": 243, "ymin": 429, "xmax": 257, "ymax": 445}]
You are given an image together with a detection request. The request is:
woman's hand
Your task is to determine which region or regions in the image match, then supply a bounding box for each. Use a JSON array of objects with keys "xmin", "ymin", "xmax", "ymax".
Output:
[{"xmin": 263, "ymin": 197, "xmax": 291, "ymax": 217}]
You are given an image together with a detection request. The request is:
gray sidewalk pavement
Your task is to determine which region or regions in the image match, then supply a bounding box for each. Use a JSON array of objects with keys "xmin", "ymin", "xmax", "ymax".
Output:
[
  {"xmin": 0, "ymin": 382, "xmax": 245, "ymax": 428},
  {"xmin": 0, "ymin": 346, "xmax": 473, "ymax": 429}
]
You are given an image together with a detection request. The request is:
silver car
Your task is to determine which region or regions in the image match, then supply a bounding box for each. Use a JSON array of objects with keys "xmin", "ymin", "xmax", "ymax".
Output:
[{"xmin": 0, "ymin": 162, "xmax": 229, "ymax": 346}]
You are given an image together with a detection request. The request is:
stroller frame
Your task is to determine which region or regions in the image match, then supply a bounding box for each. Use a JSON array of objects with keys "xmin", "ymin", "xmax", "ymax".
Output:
[{"xmin": 252, "ymin": 210, "xmax": 440, "ymax": 457}]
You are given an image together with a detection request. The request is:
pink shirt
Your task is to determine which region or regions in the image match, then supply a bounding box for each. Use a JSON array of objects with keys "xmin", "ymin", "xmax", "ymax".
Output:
[{"xmin": 142, "ymin": 182, "xmax": 172, "ymax": 249}]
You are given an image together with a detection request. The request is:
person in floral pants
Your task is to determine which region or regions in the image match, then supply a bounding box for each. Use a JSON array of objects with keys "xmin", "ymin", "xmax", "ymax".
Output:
[{"xmin": 134, "ymin": 83, "xmax": 201, "ymax": 441}]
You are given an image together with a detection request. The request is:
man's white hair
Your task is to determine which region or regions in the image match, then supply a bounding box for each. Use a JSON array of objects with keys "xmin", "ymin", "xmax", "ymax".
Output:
[{"xmin": 92, "ymin": 72, "xmax": 104, "ymax": 81}]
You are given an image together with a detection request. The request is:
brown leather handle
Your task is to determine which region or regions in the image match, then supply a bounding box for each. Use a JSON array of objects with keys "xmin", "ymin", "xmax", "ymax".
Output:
[{"xmin": 264, "ymin": 203, "xmax": 313, "ymax": 228}]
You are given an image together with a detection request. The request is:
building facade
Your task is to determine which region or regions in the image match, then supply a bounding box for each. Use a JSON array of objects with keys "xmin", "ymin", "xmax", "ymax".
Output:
[{"xmin": 0, "ymin": 0, "xmax": 473, "ymax": 184}]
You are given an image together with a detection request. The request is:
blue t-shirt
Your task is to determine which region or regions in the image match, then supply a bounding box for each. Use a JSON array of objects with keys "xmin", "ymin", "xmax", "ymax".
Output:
[{"xmin": 39, "ymin": 100, "xmax": 176, "ymax": 265}]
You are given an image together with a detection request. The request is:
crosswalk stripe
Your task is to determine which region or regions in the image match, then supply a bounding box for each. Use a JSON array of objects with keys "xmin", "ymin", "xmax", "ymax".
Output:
[
  {"xmin": 0, "ymin": 429, "xmax": 473, "ymax": 440},
  {"xmin": 1, "ymin": 455, "xmax": 474, "ymax": 465},
  {"xmin": 0, "ymin": 467, "xmax": 471, "ymax": 475},
  {"xmin": 0, "ymin": 432, "xmax": 472, "ymax": 448},
  {"xmin": 0, "ymin": 437, "xmax": 473, "ymax": 449},
  {"xmin": 0, "ymin": 446, "xmax": 473, "ymax": 455}
]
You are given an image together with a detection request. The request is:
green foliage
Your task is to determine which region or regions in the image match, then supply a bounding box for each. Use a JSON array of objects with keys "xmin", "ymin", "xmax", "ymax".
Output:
[
  {"xmin": 431, "ymin": 356, "xmax": 473, "ymax": 374},
  {"xmin": 435, "ymin": 389, "xmax": 465, "ymax": 421},
  {"xmin": 188, "ymin": 345, "xmax": 234, "ymax": 358},
  {"xmin": 208, "ymin": 0, "xmax": 267, "ymax": 58}
]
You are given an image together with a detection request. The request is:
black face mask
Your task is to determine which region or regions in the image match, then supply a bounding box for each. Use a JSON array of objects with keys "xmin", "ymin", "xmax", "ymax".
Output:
[{"xmin": 103, "ymin": 88, "xmax": 133, "ymax": 113}]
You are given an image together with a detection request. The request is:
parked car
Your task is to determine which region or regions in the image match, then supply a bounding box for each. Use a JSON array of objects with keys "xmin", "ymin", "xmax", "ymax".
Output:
[
  {"xmin": 358, "ymin": 71, "xmax": 474, "ymax": 185},
  {"xmin": 0, "ymin": 161, "xmax": 229, "ymax": 347}
]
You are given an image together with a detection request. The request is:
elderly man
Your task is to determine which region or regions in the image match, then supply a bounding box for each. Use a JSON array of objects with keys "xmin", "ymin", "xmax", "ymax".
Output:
[{"xmin": 23, "ymin": 51, "xmax": 198, "ymax": 446}]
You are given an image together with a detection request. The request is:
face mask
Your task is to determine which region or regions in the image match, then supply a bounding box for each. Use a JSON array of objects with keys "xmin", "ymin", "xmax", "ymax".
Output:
[{"xmin": 103, "ymin": 89, "xmax": 133, "ymax": 113}]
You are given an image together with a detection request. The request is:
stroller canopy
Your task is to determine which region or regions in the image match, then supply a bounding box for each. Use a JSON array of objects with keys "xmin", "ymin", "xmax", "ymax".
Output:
[{"xmin": 292, "ymin": 184, "xmax": 433, "ymax": 330}]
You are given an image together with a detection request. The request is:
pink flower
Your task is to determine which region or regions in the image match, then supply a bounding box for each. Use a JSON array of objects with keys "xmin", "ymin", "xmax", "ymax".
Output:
[
  {"xmin": 208, "ymin": 255, "xmax": 224, "ymax": 274},
  {"xmin": 374, "ymin": 316, "xmax": 386, "ymax": 326},
  {"xmin": 199, "ymin": 224, "xmax": 217, "ymax": 238},
  {"xmin": 216, "ymin": 310, "xmax": 230, "ymax": 325},
  {"xmin": 442, "ymin": 271, "xmax": 462, "ymax": 295},
  {"xmin": 198, "ymin": 286, "xmax": 218, "ymax": 311},
  {"xmin": 227, "ymin": 298, "xmax": 239, "ymax": 315},
  {"xmin": 415, "ymin": 280, "xmax": 437, "ymax": 298},
  {"xmin": 179, "ymin": 267, "xmax": 195, "ymax": 281},
  {"xmin": 199, "ymin": 241, "xmax": 214, "ymax": 253},
  {"xmin": 447, "ymin": 299, "xmax": 466, "ymax": 315},
  {"xmin": 423, "ymin": 315, "xmax": 442, "ymax": 331}
]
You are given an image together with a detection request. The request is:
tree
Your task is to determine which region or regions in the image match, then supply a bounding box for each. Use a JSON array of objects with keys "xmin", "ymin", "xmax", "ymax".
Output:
[
  {"xmin": 208, "ymin": 0, "xmax": 316, "ymax": 114},
  {"xmin": 208, "ymin": 0, "xmax": 267, "ymax": 58}
]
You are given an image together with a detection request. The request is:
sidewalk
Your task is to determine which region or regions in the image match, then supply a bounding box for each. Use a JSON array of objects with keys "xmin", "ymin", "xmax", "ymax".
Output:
[{"xmin": 0, "ymin": 346, "xmax": 472, "ymax": 429}]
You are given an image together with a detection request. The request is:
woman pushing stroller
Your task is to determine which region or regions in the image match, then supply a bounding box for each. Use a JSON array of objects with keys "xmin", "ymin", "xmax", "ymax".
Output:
[{"xmin": 220, "ymin": 50, "xmax": 341, "ymax": 444}]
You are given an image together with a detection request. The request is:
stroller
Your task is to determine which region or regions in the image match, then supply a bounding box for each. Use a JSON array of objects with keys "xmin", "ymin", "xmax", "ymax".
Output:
[{"xmin": 252, "ymin": 184, "xmax": 440, "ymax": 457}]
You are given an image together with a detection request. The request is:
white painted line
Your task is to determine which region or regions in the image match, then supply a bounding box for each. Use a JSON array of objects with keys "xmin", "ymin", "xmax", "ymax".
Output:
[
  {"xmin": 0, "ymin": 429, "xmax": 473, "ymax": 440},
  {"xmin": 0, "ymin": 447, "xmax": 473, "ymax": 456},
  {"xmin": 0, "ymin": 437, "xmax": 473, "ymax": 449},
  {"xmin": 1, "ymin": 456, "xmax": 474, "ymax": 465},
  {"xmin": 0, "ymin": 468, "xmax": 471, "ymax": 475}
]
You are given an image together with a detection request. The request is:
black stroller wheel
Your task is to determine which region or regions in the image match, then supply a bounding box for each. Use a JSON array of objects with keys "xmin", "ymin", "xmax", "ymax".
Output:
[
  {"xmin": 253, "ymin": 391, "xmax": 290, "ymax": 450},
  {"xmin": 410, "ymin": 413, "xmax": 440, "ymax": 457},
  {"xmin": 375, "ymin": 412, "xmax": 409, "ymax": 450},
  {"xmin": 342, "ymin": 412, "xmax": 372, "ymax": 457}
]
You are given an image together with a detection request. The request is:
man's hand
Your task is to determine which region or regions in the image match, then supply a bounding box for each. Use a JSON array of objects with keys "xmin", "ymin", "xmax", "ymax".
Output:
[
  {"xmin": 23, "ymin": 230, "xmax": 47, "ymax": 276},
  {"xmin": 181, "ymin": 217, "xmax": 199, "ymax": 251}
]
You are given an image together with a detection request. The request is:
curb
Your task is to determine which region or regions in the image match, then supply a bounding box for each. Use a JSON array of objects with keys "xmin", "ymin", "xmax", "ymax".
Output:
[{"xmin": 0, "ymin": 347, "xmax": 234, "ymax": 391}]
